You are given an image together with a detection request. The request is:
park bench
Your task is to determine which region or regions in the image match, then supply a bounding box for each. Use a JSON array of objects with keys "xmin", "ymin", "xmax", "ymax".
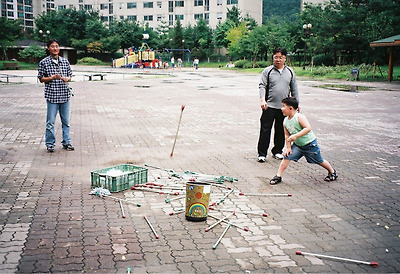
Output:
[
  {"xmin": 3, "ymin": 63, "xmax": 19, "ymax": 70},
  {"xmin": 85, "ymin": 73, "xmax": 106, "ymax": 81}
]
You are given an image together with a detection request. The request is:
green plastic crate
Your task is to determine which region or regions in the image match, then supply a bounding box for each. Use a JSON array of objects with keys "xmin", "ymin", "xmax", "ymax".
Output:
[{"xmin": 91, "ymin": 164, "xmax": 148, "ymax": 192}]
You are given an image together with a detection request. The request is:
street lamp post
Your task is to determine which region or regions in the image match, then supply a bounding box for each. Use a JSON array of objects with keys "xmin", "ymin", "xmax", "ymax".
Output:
[
  {"xmin": 39, "ymin": 30, "xmax": 50, "ymax": 48},
  {"xmin": 182, "ymin": 39, "xmax": 185, "ymax": 65},
  {"xmin": 302, "ymin": 23, "xmax": 312, "ymax": 70}
]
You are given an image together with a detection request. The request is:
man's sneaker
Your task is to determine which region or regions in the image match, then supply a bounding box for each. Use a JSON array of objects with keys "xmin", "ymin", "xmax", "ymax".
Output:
[
  {"xmin": 270, "ymin": 175, "xmax": 282, "ymax": 185},
  {"xmin": 324, "ymin": 170, "xmax": 338, "ymax": 181},
  {"xmin": 47, "ymin": 146, "xmax": 55, "ymax": 153},
  {"xmin": 257, "ymin": 156, "xmax": 266, "ymax": 162},
  {"xmin": 273, "ymin": 153, "xmax": 284, "ymax": 160},
  {"xmin": 62, "ymin": 144, "xmax": 75, "ymax": 151}
]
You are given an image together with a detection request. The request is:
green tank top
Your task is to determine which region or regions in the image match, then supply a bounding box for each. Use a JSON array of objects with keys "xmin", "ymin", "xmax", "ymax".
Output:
[{"xmin": 284, "ymin": 112, "xmax": 316, "ymax": 146}]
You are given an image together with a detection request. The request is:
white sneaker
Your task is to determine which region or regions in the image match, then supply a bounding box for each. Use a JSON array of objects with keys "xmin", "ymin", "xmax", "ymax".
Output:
[
  {"xmin": 273, "ymin": 153, "xmax": 284, "ymax": 160},
  {"xmin": 257, "ymin": 156, "xmax": 266, "ymax": 162}
]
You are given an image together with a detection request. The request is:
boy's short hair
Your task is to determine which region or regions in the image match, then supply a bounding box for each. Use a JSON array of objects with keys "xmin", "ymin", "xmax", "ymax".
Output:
[
  {"xmin": 282, "ymin": 97, "xmax": 298, "ymax": 110},
  {"xmin": 273, "ymin": 47, "xmax": 287, "ymax": 56}
]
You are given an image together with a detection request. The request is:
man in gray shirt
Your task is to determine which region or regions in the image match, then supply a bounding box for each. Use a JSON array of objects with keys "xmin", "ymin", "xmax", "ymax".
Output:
[{"xmin": 257, "ymin": 47, "xmax": 299, "ymax": 162}]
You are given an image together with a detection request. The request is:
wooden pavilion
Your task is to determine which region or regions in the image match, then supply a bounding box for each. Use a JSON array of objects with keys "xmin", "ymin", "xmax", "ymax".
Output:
[{"xmin": 370, "ymin": 34, "xmax": 400, "ymax": 81}]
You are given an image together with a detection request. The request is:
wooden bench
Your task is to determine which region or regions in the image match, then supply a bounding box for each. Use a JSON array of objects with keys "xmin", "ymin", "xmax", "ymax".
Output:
[
  {"xmin": 85, "ymin": 73, "xmax": 106, "ymax": 81},
  {"xmin": 3, "ymin": 63, "xmax": 19, "ymax": 70}
]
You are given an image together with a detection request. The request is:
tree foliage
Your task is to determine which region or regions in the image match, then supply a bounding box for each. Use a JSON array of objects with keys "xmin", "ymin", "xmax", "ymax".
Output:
[
  {"xmin": 18, "ymin": 44, "xmax": 46, "ymax": 62},
  {"xmin": 0, "ymin": 17, "xmax": 23, "ymax": 56}
]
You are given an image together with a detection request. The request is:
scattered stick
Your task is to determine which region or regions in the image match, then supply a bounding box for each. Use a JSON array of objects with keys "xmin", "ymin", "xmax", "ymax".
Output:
[
  {"xmin": 205, "ymin": 211, "xmax": 235, "ymax": 232},
  {"xmin": 170, "ymin": 104, "xmax": 185, "ymax": 157},
  {"xmin": 212, "ymin": 208, "xmax": 268, "ymax": 217},
  {"xmin": 165, "ymin": 195, "xmax": 185, "ymax": 203},
  {"xmin": 212, "ymin": 223, "xmax": 231, "ymax": 249},
  {"xmin": 144, "ymin": 216, "xmax": 160, "ymax": 239},
  {"xmin": 295, "ymin": 251, "xmax": 378, "ymax": 268},
  {"xmin": 217, "ymin": 189, "xmax": 235, "ymax": 205},
  {"xmin": 239, "ymin": 192, "xmax": 292, "ymax": 197},
  {"xmin": 144, "ymin": 163, "xmax": 174, "ymax": 173},
  {"xmin": 90, "ymin": 187, "xmax": 141, "ymax": 207},
  {"xmin": 119, "ymin": 200, "xmax": 126, "ymax": 218},
  {"xmin": 169, "ymin": 209, "xmax": 185, "ymax": 215},
  {"xmin": 208, "ymin": 214, "xmax": 250, "ymax": 232}
]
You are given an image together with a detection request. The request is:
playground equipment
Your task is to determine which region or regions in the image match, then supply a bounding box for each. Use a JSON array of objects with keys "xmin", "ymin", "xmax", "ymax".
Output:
[{"xmin": 112, "ymin": 33, "xmax": 159, "ymax": 68}]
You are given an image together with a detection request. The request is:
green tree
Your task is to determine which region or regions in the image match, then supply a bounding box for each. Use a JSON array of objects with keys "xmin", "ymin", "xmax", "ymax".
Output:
[
  {"xmin": 171, "ymin": 18, "xmax": 184, "ymax": 51},
  {"xmin": 0, "ymin": 17, "xmax": 23, "ymax": 59},
  {"xmin": 18, "ymin": 44, "xmax": 46, "ymax": 62},
  {"xmin": 192, "ymin": 19, "xmax": 213, "ymax": 60},
  {"xmin": 110, "ymin": 19, "xmax": 142, "ymax": 52}
]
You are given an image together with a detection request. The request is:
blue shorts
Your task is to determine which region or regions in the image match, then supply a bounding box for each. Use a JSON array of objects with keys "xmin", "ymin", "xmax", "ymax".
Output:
[{"xmin": 284, "ymin": 139, "xmax": 324, "ymax": 164}]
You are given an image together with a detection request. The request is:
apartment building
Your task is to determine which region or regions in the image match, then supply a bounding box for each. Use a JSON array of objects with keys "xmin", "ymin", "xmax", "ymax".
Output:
[{"xmin": 1, "ymin": 0, "xmax": 262, "ymax": 31}]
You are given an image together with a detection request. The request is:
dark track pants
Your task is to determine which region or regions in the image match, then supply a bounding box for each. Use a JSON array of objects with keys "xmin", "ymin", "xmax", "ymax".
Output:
[{"xmin": 257, "ymin": 107, "xmax": 285, "ymax": 157}]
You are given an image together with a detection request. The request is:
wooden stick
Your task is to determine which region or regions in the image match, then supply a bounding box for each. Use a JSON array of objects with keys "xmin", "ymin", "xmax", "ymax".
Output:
[
  {"xmin": 144, "ymin": 216, "xmax": 159, "ymax": 239},
  {"xmin": 205, "ymin": 212, "xmax": 235, "ymax": 232},
  {"xmin": 212, "ymin": 223, "xmax": 231, "ymax": 249}
]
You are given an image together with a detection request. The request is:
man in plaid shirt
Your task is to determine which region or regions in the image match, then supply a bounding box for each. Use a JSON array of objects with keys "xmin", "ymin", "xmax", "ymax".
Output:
[{"xmin": 38, "ymin": 39, "xmax": 74, "ymax": 152}]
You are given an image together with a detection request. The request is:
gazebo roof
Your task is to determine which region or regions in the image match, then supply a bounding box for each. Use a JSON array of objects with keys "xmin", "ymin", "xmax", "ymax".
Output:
[{"xmin": 370, "ymin": 34, "xmax": 400, "ymax": 47}]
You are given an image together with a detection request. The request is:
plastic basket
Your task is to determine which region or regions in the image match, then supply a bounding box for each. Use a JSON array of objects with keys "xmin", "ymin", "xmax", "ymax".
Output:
[{"xmin": 91, "ymin": 164, "xmax": 148, "ymax": 192}]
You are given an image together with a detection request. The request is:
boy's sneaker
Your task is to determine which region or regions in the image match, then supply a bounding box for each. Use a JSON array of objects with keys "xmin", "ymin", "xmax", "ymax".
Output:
[
  {"xmin": 257, "ymin": 156, "xmax": 266, "ymax": 162},
  {"xmin": 62, "ymin": 143, "xmax": 75, "ymax": 151},
  {"xmin": 273, "ymin": 153, "xmax": 284, "ymax": 160},
  {"xmin": 47, "ymin": 146, "xmax": 55, "ymax": 153},
  {"xmin": 270, "ymin": 175, "xmax": 282, "ymax": 185},
  {"xmin": 324, "ymin": 170, "xmax": 338, "ymax": 181}
]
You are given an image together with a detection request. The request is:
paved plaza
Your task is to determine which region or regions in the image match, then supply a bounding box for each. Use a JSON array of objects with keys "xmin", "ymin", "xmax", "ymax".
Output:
[{"xmin": 0, "ymin": 66, "xmax": 399, "ymax": 273}]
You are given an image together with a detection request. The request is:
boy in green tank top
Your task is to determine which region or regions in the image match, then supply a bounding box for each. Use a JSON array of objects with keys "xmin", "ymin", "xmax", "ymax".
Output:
[{"xmin": 270, "ymin": 97, "xmax": 337, "ymax": 185}]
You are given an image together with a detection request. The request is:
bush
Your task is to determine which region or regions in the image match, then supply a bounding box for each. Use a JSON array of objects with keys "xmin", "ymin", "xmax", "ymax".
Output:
[
  {"xmin": 313, "ymin": 54, "xmax": 335, "ymax": 66},
  {"xmin": 233, "ymin": 59, "xmax": 252, "ymax": 68},
  {"xmin": 255, "ymin": 61, "xmax": 270, "ymax": 68},
  {"xmin": 18, "ymin": 44, "xmax": 46, "ymax": 63},
  {"xmin": 77, "ymin": 57, "xmax": 104, "ymax": 65}
]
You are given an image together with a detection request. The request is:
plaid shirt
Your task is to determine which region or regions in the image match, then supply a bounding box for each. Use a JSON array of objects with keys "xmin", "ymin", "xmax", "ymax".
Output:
[{"xmin": 38, "ymin": 56, "xmax": 72, "ymax": 103}]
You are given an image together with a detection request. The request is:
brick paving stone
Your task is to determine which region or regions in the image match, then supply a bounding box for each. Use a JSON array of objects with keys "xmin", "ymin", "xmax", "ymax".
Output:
[{"xmin": 1, "ymin": 67, "xmax": 399, "ymax": 273}]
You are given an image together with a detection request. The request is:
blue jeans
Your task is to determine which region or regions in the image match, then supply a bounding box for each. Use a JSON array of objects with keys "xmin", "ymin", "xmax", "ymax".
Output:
[
  {"xmin": 45, "ymin": 100, "xmax": 71, "ymax": 147},
  {"xmin": 284, "ymin": 139, "xmax": 324, "ymax": 164}
]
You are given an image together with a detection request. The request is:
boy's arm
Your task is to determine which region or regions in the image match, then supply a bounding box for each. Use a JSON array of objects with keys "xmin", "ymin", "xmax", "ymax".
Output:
[
  {"xmin": 287, "ymin": 114, "xmax": 312, "ymax": 142},
  {"xmin": 283, "ymin": 126, "xmax": 292, "ymax": 156}
]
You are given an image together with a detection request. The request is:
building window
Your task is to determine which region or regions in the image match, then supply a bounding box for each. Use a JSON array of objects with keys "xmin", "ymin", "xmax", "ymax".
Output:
[
  {"xmin": 25, "ymin": 20, "xmax": 33, "ymax": 26},
  {"xmin": 194, "ymin": 13, "xmax": 203, "ymax": 20},
  {"xmin": 101, "ymin": 16, "xmax": 108, "ymax": 22},
  {"xmin": 157, "ymin": 1, "xmax": 162, "ymax": 8},
  {"xmin": 18, "ymin": 12, "xmax": 24, "ymax": 18},
  {"xmin": 157, "ymin": 14, "xmax": 162, "ymax": 21},
  {"xmin": 127, "ymin": 2, "xmax": 136, "ymax": 8},
  {"xmin": 217, "ymin": 12, "xmax": 222, "ymax": 19},
  {"xmin": 175, "ymin": 14, "xmax": 183, "ymax": 20},
  {"xmin": 169, "ymin": 14, "xmax": 173, "ymax": 25},
  {"xmin": 143, "ymin": 2, "xmax": 153, "ymax": 8},
  {"xmin": 25, "ymin": 6, "xmax": 32, "ymax": 12},
  {"xmin": 119, "ymin": 3, "xmax": 123, "ymax": 9},
  {"xmin": 120, "ymin": 15, "xmax": 124, "ymax": 19},
  {"xmin": 57, "ymin": 5, "xmax": 66, "ymax": 10},
  {"xmin": 25, "ymin": 13, "xmax": 33, "ymax": 19},
  {"xmin": 168, "ymin": 1, "xmax": 173, "ymax": 12},
  {"xmin": 7, "ymin": 11, "xmax": 14, "ymax": 17},
  {"xmin": 24, "ymin": 0, "xmax": 32, "ymax": 5},
  {"xmin": 144, "ymin": 15, "xmax": 153, "ymax": 21},
  {"xmin": 7, "ymin": 4, "xmax": 13, "ymax": 9},
  {"xmin": 100, "ymin": 4, "xmax": 108, "ymax": 9},
  {"xmin": 194, "ymin": 0, "xmax": 203, "ymax": 6},
  {"xmin": 127, "ymin": 15, "xmax": 137, "ymax": 21},
  {"xmin": 217, "ymin": 0, "xmax": 222, "ymax": 5},
  {"xmin": 175, "ymin": 1, "xmax": 184, "ymax": 7},
  {"xmin": 227, "ymin": 0, "xmax": 238, "ymax": 4}
]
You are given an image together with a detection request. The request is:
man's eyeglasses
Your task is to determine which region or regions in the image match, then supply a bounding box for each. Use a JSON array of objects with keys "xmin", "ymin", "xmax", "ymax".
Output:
[{"xmin": 273, "ymin": 56, "xmax": 286, "ymax": 60}]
